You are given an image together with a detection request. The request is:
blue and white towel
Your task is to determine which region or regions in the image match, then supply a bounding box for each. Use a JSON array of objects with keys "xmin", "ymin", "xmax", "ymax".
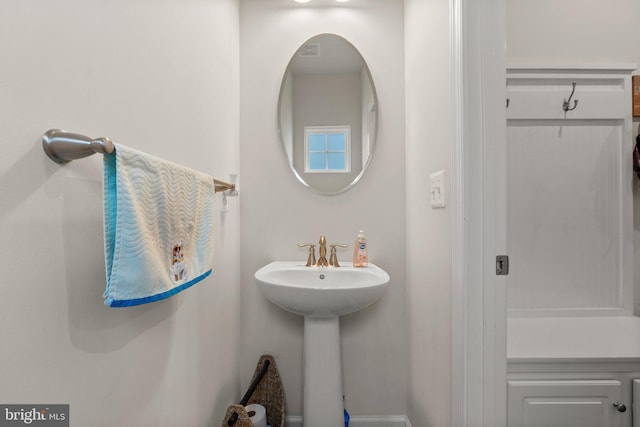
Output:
[{"xmin": 103, "ymin": 144, "xmax": 215, "ymax": 307}]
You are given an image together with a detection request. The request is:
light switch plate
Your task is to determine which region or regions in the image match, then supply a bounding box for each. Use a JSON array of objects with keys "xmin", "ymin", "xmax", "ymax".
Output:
[{"xmin": 430, "ymin": 170, "xmax": 446, "ymax": 208}]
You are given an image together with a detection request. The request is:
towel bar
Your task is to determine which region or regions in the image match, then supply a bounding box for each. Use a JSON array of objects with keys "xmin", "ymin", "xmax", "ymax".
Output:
[{"xmin": 42, "ymin": 129, "xmax": 237, "ymax": 193}]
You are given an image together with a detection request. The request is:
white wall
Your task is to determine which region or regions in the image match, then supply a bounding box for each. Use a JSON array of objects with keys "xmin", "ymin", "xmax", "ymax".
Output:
[
  {"xmin": 239, "ymin": 0, "xmax": 407, "ymax": 418},
  {"xmin": 507, "ymin": 0, "xmax": 638, "ymax": 66},
  {"xmin": 404, "ymin": 0, "xmax": 453, "ymax": 426},
  {"xmin": 0, "ymin": 1, "xmax": 241, "ymax": 425}
]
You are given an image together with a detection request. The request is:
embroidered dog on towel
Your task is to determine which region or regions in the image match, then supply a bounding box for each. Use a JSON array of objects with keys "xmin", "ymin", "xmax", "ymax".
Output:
[{"xmin": 171, "ymin": 243, "xmax": 187, "ymax": 281}]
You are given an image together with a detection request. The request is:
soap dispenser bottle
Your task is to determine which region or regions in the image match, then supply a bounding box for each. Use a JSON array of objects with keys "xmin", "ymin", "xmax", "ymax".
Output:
[{"xmin": 352, "ymin": 230, "xmax": 368, "ymax": 267}]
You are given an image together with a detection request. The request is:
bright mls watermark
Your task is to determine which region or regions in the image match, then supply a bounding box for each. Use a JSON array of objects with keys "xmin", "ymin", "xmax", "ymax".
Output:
[{"xmin": 0, "ymin": 405, "xmax": 68, "ymax": 426}]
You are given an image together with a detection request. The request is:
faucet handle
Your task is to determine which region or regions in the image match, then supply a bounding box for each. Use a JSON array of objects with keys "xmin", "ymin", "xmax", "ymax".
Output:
[
  {"xmin": 329, "ymin": 244, "xmax": 349, "ymax": 267},
  {"xmin": 297, "ymin": 243, "xmax": 317, "ymax": 267}
]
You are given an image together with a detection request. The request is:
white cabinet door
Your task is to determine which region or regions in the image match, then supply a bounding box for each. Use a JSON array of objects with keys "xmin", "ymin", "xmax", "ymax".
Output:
[{"xmin": 508, "ymin": 380, "xmax": 624, "ymax": 427}]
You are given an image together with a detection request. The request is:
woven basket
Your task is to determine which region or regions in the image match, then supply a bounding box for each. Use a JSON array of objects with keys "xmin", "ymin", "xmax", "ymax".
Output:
[{"xmin": 221, "ymin": 355, "xmax": 285, "ymax": 427}]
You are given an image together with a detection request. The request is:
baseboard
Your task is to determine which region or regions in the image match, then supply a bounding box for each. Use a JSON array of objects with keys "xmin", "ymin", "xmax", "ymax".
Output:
[{"xmin": 285, "ymin": 415, "xmax": 410, "ymax": 427}]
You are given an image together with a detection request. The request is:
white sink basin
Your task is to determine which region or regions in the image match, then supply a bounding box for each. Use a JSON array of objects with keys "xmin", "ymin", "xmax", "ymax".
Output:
[{"xmin": 255, "ymin": 261, "xmax": 390, "ymax": 317}]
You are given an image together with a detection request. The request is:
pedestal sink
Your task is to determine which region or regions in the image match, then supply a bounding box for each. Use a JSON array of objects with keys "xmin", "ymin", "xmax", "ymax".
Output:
[{"xmin": 254, "ymin": 261, "xmax": 390, "ymax": 427}]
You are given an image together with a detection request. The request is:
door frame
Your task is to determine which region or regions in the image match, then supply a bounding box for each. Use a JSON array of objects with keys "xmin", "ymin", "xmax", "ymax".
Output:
[{"xmin": 451, "ymin": 0, "xmax": 507, "ymax": 425}]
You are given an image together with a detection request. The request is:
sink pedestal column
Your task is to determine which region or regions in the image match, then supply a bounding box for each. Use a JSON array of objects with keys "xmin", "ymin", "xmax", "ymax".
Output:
[{"xmin": 303, "ymin": 315, "xmax": 343, "ymax": 427}]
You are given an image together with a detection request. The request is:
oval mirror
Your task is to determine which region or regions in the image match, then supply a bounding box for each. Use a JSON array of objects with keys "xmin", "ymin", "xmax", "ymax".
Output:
[{"xmin": 278, "ymin": 34, "xmax": 378, "ymax": 195}]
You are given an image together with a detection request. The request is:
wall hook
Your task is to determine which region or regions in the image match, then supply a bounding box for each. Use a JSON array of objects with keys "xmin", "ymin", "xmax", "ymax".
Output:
[{"xmin": 562, "ymin": 81, "xmax": 579, "ymax": 112}]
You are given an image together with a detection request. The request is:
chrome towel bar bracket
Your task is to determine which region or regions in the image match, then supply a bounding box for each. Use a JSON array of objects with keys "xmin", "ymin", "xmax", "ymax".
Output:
[{"xmin": 43, "ymin": 129, "xmax": 115, "ymax": 164}]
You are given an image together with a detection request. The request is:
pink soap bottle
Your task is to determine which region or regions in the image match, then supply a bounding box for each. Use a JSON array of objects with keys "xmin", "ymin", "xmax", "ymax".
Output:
[{"xmin": 352, "ymin": 230, "xmax": 368, "ymax": 267}]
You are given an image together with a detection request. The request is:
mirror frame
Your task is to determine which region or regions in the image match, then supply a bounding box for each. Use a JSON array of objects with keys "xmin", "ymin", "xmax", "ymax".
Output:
[{"xmin": 277, "ymin": 33, "xmax": 378, "ymax": 196}]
